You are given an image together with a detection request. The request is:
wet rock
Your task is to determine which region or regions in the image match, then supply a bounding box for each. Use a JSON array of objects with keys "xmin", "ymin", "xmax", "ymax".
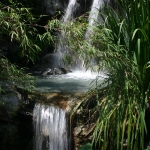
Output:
[
  {"xmin": 41, "ymin": 68, "xmax": 52, "ymax": 76},
  {"xmin": 0, "ymin": 106, "xmax": 10, "ymax": 122},
  {"xmin": 51, "ymin": 68, "xmax": 63, "ymax": 75},
  {"xmin": 74, "ymin": 125, "xmax": 83, "ymax": 136},
  {"xmin": 76, "ymin": 0, "xmax": 79, "ymax": 3},
  {"xmin": 0, "ymin": 91, "xmax": 22, "ymax": 115},
  {"xmin": 37, "ymin": 0, "xmax": 93, "ymax": 17},
  {"xmin": 0, "ymin": 82, "xmax": 22, "ymax": 112},
  {"xmin": 59, "ymin": 67, "xmax": 72, "ymax": 74},
  {"xmin": 40, "ymin": 67, "xmax": 72, "ymax": 76},
  {"xmin": 34, "ymin": 92, "xmax": 81, "ymax": 109},
  {"xmin": 0, "ymin": 81, "xmax": 30, "ymax": 122}
]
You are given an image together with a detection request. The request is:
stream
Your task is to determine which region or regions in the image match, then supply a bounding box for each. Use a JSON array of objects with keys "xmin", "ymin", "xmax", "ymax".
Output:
[{"xmin": 33, "ymin": 0, "xmax": 107, "ymax": 149}]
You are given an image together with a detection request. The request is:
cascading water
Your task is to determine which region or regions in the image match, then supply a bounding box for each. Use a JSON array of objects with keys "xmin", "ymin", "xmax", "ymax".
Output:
[
  {"xmin": 83, "ymin": 0, "xmax": 110, "ymax": 71},
  {"xmin": 63, "ymin": 0, "xmax": 77, "ymax": 23},
  {"xmin": 54, "ymin": 0, "xmax": 78, "ymax": 69},
  {"xmin": 33, "ymin": 1, "xmax": 108, "ymax": 150},
  {"xmin": 88, "ymin": 0, "xmax": 104, "ymax": 27},
  {"xmin": 85, "ymin": 0, "xmax": 109, "ymax": 37},
  {"xmin": 33, "ymin": 104, "xmax": 72, "ymax": 150}
]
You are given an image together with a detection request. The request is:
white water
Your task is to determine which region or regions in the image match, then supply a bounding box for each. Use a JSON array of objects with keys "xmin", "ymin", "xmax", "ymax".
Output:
[
  {"xmin": 33, "ymin": 104, "xmax": 71, "ymax": 150},
  {"xmin": 35, "ymin": 71, "xmax": 107, "ymax": 93},
  {"xmin": 63, "ymin": 0, "xmax": 77, "ymax": 23},
  {"xmin": 88, "ymin": 0, "xmax": 104, "ymax": 27},
  {"xmin": 85, "ymin": 0, "xmax": 107, "ymax": 37},
  {"xmin": 54, "ymin": 0, "xmax": 78, "ymax": 69},
  {"xmin": 33, "ymin": 1, "xmax": 109, "ymax": 150}
]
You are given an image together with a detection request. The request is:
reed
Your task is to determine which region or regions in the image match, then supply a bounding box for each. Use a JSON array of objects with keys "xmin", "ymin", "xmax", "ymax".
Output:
[
  {"xmin": 91, "ymin": 0, "xmax": 150, "ymax": 149},
  {"xmin": 63, "ymin": 1, "xmax": 150, "ymax": 149}
]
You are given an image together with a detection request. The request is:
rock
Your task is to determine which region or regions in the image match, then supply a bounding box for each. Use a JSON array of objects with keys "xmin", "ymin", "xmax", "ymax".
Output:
[
  {"xmin": 39, "ymin": 67, "xmax": 72, "ymax": 76},
  {"xmin": 59, "ymin": 68, "xmax": 72, "ymax": 74},
  {"xmin": 76, "ymin": 0, "xmax": 80, "ymax": 3},
  {"xmin": 34, "ymin": 53, "xmax": 61, "ymax": 69},
  {"xmin": 53, "ymin": 68, "xmax": 63, "ymax": 75},
  {"xmin": 42, "ymin": 0, "xmax": 66, "ymax": 16},
  {"xmin": 0, "ymin": 81, "xmax": 28, "ymax": 121},
  {"xmin": 0, "ymin": 89, "xmax": 22, "ymax": 123},
  {"xmin": 37, "ymin": 0, "xmax": 93, "ymax": 17},
  {"xmin": 0, "ymin": 91, "xmax": 22, "ymax": 113},
  {"xmin": 41, "ymin": 68, "xmax": 52, "ymax": 76},
  {"xmin": 0, "ymin": 106, "xmax": 10, "ymax": 122},
  {"xmin": 74, "ymin": 125, "xmax": 83, "ymax": 136}
]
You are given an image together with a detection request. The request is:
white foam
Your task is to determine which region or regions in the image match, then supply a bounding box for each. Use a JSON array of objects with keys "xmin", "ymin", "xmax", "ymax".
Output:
[{"xmin": 65, "ymin": 70, "xmax": 107, "ymax": 80}]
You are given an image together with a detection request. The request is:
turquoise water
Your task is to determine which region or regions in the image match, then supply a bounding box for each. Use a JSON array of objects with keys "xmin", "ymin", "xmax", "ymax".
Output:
[{"xmin": 35, "ymin": 71, "xmax": 105, "ymax": 93}]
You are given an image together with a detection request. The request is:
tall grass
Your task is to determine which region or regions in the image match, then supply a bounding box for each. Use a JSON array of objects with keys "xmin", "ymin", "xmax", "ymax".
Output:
[
  {"xmin": 63, "ymin": 1, "xmax": 150, "ymax": 149},
  {"xmin": 91, "ymin": 0, "xmax": 150, "ymax": 149}
]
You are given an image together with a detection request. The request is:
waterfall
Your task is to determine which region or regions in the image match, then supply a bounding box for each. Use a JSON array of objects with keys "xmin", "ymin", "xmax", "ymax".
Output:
[
  {"xmin": 52, "ymin": 0, "xmax": 77, "ymax": 69},
  {"xmin": 33, "ymin": 104, "xmax": 72, "ymax": 150},
  {"xmin": 88, "ymin": 0, "xmax": 104, "ymax": 27},
  {"xmin": 85, "ymin": 0, "xmax": 109, "ymax": 37},
  {"xmin": 63, "ymin": 0, "xmax": 77, "ymax": 23},
  {"xmin": 56, "ymin": 0, "xmax": 77, "ymax": 53}
]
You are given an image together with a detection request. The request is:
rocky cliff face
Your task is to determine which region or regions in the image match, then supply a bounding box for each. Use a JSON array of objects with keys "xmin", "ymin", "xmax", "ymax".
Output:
[
  {"xmin": 40, "ymin": 0, "xmax": 68, "ymax": 15},
  {"xmin": 37, "ymin": 0, "xmax": 93, "ymax": 16},
  {"xmin": 37, "ymin": 0, "xmax": 117, "ymax": 18}
]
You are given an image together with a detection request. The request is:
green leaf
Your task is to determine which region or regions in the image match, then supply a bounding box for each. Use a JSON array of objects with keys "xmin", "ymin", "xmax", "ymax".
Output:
[{"xmin": 78, "ymin": 143, "xmax": 92, "ymax": 150}]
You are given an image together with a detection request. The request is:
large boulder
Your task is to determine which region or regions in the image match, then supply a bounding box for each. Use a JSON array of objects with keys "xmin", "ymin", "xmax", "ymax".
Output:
[
  {"xmin": 0, "ymin": 82, "xmax": 22, "ymax": 110},
  {"xmin": 35, "ymin": 0, "xmax": 68, "ymax": 15},
  {"xmin": 0, "ymin": 82, "xmax": 28, "ymax": 121}
]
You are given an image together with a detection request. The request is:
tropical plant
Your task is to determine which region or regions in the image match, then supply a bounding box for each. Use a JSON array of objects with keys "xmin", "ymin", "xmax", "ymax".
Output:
[
  {"xmin": 67, "ymin": 0, "xmax": 150, "ymax": 150},
  {"xmin": 91, "ymin": 1, "xmax": 150, "ymax": 149},
  {"xmin": 0, "ymin": 1, "xmax": 59, "ymax": 63},
  {"xmin": 0, "ymin": 0, "xmax": 61, "ymax": 93},
  {"xmin": 0, "ymin": 54, "xmax": 34, "ymax": 92}
]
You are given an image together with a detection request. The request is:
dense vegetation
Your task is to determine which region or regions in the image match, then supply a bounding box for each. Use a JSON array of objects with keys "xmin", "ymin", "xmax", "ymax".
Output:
[
  {"xmin": 0, "ymin": 0, "xmax": 150, "ymax": 150},
  {"xmin": 67, "ymin": 0, "xmax": 150, "ymax": 150},
  {"xmin": 0, "ymin": 0, "xmax": 59, "ymax": 93}
]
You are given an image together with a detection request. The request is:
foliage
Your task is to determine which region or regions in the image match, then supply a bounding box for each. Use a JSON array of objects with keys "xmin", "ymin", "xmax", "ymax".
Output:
[
  {"xmin": 55, "ymin": 15, "xmax": 89, "ymax": 68},
  {"xmin": 91, "ymin": 1, "xmax": 150, "ymax": 149},
  {"xmin": 0, "ymin": 1, "xmax": 58, "ymax": 63},
  {"xmin": 0, "ymin": 55, "xmax": 34, "ymax": 92},
  {"xmin": 67, "ymin": 0, "xmax": 150, "ymax": 150},
  {"xmin": 78, "ymin": 143, "xmax": 92, "ymax": 150},
  {"xmin": 0, "ymin": 1, "xmax": 61, "ymax": 93}
]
